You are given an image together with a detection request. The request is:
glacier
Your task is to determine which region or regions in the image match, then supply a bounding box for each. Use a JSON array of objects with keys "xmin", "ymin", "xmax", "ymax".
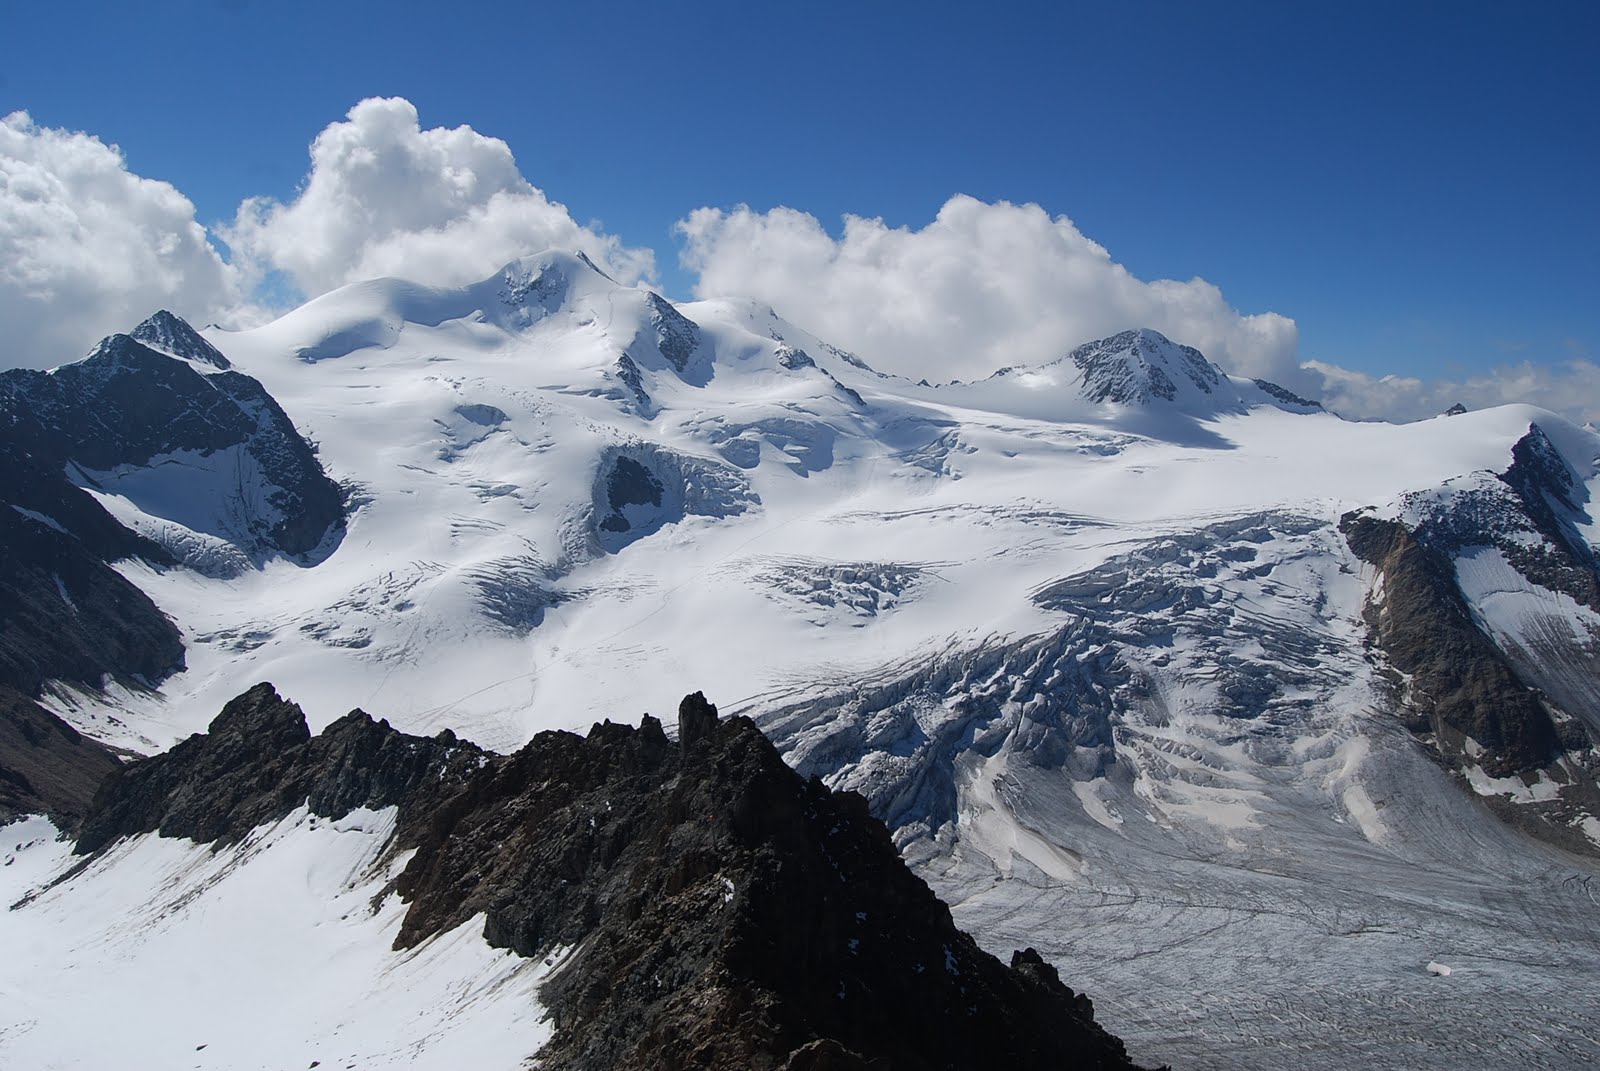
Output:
[{"xmin": 3, "ymin": 248, "xmax": 1599, "ymax": 1068}]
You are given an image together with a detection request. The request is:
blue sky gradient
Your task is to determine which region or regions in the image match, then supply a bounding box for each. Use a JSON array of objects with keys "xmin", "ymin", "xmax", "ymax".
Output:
[{"xmin": 3, "ymin": 0, "xmax": 1596, "ymax": 383}]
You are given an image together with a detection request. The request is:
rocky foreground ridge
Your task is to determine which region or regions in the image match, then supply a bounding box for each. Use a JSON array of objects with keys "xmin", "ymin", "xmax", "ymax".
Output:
[{"xmin": 70, "ymin": 684, "xmax": 1149, "ymax": 1071}]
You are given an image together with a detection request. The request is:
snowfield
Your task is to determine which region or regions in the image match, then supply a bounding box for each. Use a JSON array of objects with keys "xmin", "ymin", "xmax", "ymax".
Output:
[
  {"xmin": 10, "ymin": 249, "xmax": 1600, "ymax": 1068},
  {"xmin": 0, "ymin": 811, "xmax": 560, "ymax": 1070}
]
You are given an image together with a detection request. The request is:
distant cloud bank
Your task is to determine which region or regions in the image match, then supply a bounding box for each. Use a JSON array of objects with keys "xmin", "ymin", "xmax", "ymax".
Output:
[
  {"xmin": 0, "ymin": 98, "xmax": 1592, "ymax": 425},
  {"xmin": 677, "ymin": 196, "xmax": 1301, "ymax": 389},
  {"xmin": 1308, "ymin": 358, "xmax": 1600, "ymax": 423}
]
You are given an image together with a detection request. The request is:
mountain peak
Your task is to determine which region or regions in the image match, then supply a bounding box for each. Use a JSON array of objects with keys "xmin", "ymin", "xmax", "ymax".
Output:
[
  {"xmin": 1064, "ymin": 328, "xmax": 1243, "ymax": 415},
  {"xmin": 130, "ymin": 310, "xmax": 232, "ymax": 369},
  {"xmin": 495, "ymin": 247, "xmax": 617, "ymax": 291},
  {"xmin": 484, "ymin": 248, "xmax": 628, "ymax": 327}
]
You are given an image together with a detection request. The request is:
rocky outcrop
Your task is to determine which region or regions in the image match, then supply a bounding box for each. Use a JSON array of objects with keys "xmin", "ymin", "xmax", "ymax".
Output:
[
  {"xmin": 0, "ymin": 315, "xmax": 347, "ymax": 694},
  {"xmin": 1341, "ymin": 430, "xmax": 1600, "ymax": 857},
  {"xmin": 76, "ymin": 686, "xmax": 1148, "ymax": 1071},
  {"xmin": 0, "ymin": 319, "xmax": 345, "ymax": 561},
  {"xmin": 1249, "ymin": 378, "xmax": 1323, "ymax": 412},
  {"xmin": 1340, "ymin": 512, "xmax": 1560, "ymax": 776},
  {"xmin": 586, "ymin": 443, "xmax": 758, "ymax": 555},
  {"xmin": 1064, "ymin": 329, "xmax": 1243, "ymax": 415},
  {"xmin": 75, "ymin": 683, "xmax": 482, "ymax": 854},
  {"xmin": 1341, "ymin": 424, "xmax": 1600, "ymax": 774},
  {"xmin": 1495, "ymin": 425, "xmax": 1600, "ymax": 610},
  {"xmin": 0, "ymin": 687, "xmax": 122, "ymax": 828},
  {"xmin": 641, "ymin": 292, "xmax": 702, "ymax": 375},
  {"xmin": 0, "ymin": 438, "xmax": 184, "ymax": 695},
  {"xmin": 129, "ymin": 309, "xmax": 232, "ymax": 369}
]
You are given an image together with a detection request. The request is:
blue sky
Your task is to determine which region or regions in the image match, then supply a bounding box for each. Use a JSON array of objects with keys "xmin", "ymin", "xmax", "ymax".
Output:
[{"xmin": 3, "ymin": 1, "xmax": 1597, "ymax": 412}]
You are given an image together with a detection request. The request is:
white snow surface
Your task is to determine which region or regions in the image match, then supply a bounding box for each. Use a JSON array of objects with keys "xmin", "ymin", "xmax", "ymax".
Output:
[
  {"xmin": 0, "ymin": 809, "xmax": 558, "ymax": 1070},
  {"xmin": 43, "ymin": 250, "xmax": 1590, "ymax": 752},
  {"xmin": 17, "ymin": 250, "xmax": 1600, "ymax": 1069}
]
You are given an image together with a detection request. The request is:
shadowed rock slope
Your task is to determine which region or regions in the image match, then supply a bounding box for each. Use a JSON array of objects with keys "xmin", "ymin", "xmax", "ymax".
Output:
[
  {"xmin": 76, "ymin": 684, "xmax": 1148, "ymax": 1071},
  {"xmin": 1341, "ymin": 423, "xmax": 1600, "ymax": 856},
  {"xmin": 0, "ymin": 437, "xmax": 184, "ymax": 696},
  {"xmin": 0, "ymin": 687, "xmax": 122, "ymax": 827}
]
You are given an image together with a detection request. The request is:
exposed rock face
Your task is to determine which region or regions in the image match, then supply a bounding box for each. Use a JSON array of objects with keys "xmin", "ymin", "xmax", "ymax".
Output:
[
  {"xmin": 0, "ymin": 314, "xmax": 345, "ymax": 694},
  {"xmin": 76, "ymin": 686, "xmax": 1146, "ymax": 1071},
  {"xmin": 1496, "ymin": 425, "xmax": 1600, "ymax": 610},
  {"xmin": 0, "ymin": 687, "xmax": 122, "ymax": 827},
  {"xmin": 1250, "ymin": 378, "xmax": 1323, "ymax": 411},
  {"xmin": 642, "ymin": 292, "xmax": 702, "ymax": 375},
  {"xmin": 0, "ymin": 438, "xmax": 184, "ymax": 695},
  {"xmin": 129, "ymin": 309, "xmax": 232, "ymax": 369},
  {"xmin": 587, "ymin": 443, "xmax": 758, "ymax": 554},
  {"xmin": 1340, "ymin": 512, "xmax": 1560, "ymax": 776},
  {"xmin": 75, "ymin": 683, "xmax": 481, "ymax": 854},
  {"xmin": 0, "ymin": 320, "xmax": 344, "ymax": 561},
  {"xmin": 1066, "ymin": 328, "xmax": 1241, "ymax": 413},
  {"xmin": 1341, "ymin": 424, "xmax": 1600, "ymax": 854}
]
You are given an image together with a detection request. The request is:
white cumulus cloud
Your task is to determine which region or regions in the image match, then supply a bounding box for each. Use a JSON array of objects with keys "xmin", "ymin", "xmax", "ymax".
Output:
[
  {"xmin": 1307, "ymin": 357, "xmax": 1600, "ymax": 425},
  {"xmin": 676, "ymin": 195, "xmax": 1301, "ymax": 385},
  {"xmin": 224, "ymin": 97, "xmax": 654, "ymax": 298},
  {"xmin": 0, "ymin": 111, "xmax": 241, "ymax": 369}
]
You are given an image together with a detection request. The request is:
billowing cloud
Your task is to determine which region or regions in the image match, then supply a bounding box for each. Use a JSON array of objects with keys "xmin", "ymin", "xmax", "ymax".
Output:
[
  {"xmin": 0, "ymin": 111, "xmax": 241, "ymax": 369},
  {"xmin": 224, "ymin": 97, "xmax": 654, "ymax": 298},
  {"xmin": 676, "ymin": 195, "xmax": 1301, "ymax": 385},
  {"xmin": 7, "ymin": 101, "xmax": 1592, "ymax": 428},
  {"xmin": 1307, "ymin": 357, "xmax": 1600, "ymax": 425}
]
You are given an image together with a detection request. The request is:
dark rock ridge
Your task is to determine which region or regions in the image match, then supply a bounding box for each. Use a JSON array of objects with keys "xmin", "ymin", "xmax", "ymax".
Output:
[
  {"xmin": 75, "ymin": 683, "xmax": 483, "ymax": 855},
  {"xmin": 0, "ymin": 315, "xmax": 344, "ymax": 561},
  {"xmin": 0, "ymin": 687, "xmax": 122, "ymax": 828},
  {"xmin": 1250, "ymin": 378, "xmax": 1323, "ymax": 411},
  {"xmin": 0, "ymin": 312, "xmax": 343, "ymax": 693},
  {"xmin": 1496, "ymin": 424, "xmax": 1600, "ymax": 610},
  {"xmin": 586, "ymin": 443, "xmax": 758, "ymax": 555},
  {"xmin": 641, "ymin": 292, "xmax": 702, "ymax": 375},
  {"xmin": 77, "ymin": 685, "xmax": 1148, "ymax": 1071},
  {"xmin": 1378, "ymin": 425, "xmax": 1600, "ymax": 614},
  {"xmin": 1341, "ymin": 425, "xmax": 1600, "ymax": 854},
  {"xmin": 1340, "ymin": 511, "xmax": 1561, "ymax": 776},
  {"xmin": 0, "ymin": 437, "xmax": 184, "ymax": 696}
]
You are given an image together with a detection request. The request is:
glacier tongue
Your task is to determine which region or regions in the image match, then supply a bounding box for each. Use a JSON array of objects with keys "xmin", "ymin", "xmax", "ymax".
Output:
[{"xmin": 757, "ymin": 511, "xmax": 1600, "ymax": 1070}]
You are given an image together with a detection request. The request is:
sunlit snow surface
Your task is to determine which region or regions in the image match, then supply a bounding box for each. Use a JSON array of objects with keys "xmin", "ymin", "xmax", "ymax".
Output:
[
  {"xmin": 20, "ymin": 252, "xmax": 1600, "ymax": 1068},
  {"xmin": 0, "ymin": 810, "xmax": 559, "ymax": 1069}
]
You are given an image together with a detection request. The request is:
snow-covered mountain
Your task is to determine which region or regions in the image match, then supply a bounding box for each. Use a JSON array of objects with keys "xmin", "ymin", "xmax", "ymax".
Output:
[{"xmin": 4, "ymin": 250, "xmax": 1599, "ymax": 1069}]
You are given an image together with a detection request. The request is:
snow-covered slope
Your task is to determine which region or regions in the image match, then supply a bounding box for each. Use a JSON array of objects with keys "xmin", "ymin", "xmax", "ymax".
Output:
[
  {"xmin": 0, "ymin": 810, "xmax": 559, "ymax": 1069},
  {"xmin": 6, "ymin": 251, "xmax": 1600, "ymax": 1069}
]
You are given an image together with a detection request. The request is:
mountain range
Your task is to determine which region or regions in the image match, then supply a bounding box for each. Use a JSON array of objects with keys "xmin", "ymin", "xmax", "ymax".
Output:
[{"xmin": 3, "ymin": 249, "xmax": 1599, "ymax": 1069}]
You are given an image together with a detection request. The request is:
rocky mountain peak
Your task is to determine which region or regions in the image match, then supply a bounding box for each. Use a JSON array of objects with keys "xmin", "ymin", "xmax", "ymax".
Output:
[
  {"xmin": 129, "ymin": 310, "xmax": 232, "ymax": 369},
  {"xmin": 495, "ymin": 249, "xmax": 616, "ymax": 311},
  {"xmin": 1065, "ymin": 328, "xmax": 1243, "ymax": 414},
  {"xmin": 0, "ymin": 325, "xmax": 346, "ymax": 562}
]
